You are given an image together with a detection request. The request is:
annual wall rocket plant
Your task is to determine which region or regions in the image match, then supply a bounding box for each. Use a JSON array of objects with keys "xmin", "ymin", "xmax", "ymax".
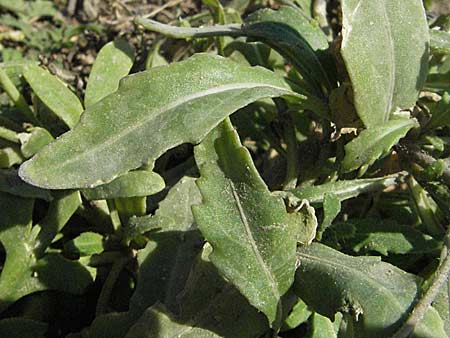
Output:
[{"xmin": 0, "ymin": 0, "xmax": 449, "ymax": 337}]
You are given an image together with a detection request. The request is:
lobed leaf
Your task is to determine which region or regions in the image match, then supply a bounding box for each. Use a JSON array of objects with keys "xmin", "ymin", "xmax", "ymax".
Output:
[
  {"xmin": 340, "ymin": 0, "xmax": 429, "ymax": 127},
  {"xmin": 19, "ymin": 54, "xmax": 301, "ymax": 189},
  {"xmin": 84, "ymin": 39, "xmax": 135, "ymax": 108},
  {"xmin": 192, "ymin": 120, "xmax": 303, "ymax": 329},
  {"xmin": 342, "ymin": 118, "xmax": 418, "ymax": 173},
  {"xmin": 294, "ymin": 243, "xmax": 448, "ymax": 338}
]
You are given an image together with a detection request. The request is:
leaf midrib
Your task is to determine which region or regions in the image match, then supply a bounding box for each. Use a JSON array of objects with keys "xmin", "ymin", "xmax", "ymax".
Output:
[
  {"xmin": 27, "ymin": 82, "xmax": 293, "ymax": 180},
  {"xmin": 298, "ymin": 250, "xmax": 413, "ymax": 314},
  {"xmin": 228, "ymin": 180, "xmax": 281, "ymax": 321}
]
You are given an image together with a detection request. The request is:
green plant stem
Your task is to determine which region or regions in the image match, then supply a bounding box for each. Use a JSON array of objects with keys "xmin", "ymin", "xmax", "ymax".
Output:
[
  {"xmin": 391, "ymin": 227, "xmax": 450, "ymax": 338},
  {"xmin": 95, "ymin": 255, "xmax": 131, "ymax": 316},
  {"xmin": 0, "ymin": 68, "xmax": 38, "ymax": 124},
  {"xmin": 107, "ymin": 199, "xmax": 122, "ymax": 233},
  {"xmin": 135, "ymin": 17, "xmax": 242, "ymax": 39},
  {"xmin": 399, "ymin": 142, "xmax": 450, "ymax": 186},
  {"xmin": 283, "ymin": 117, "xmax": 299, "ymax": 190}
]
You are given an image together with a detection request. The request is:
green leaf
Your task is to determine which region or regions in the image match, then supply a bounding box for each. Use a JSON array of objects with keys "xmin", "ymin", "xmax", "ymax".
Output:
[
  {"xmin": 192, "ymin": 120, "xmax": 302, "ymax": 329},
  {"xmin": 18, "ymin": 127, "xmax": 54, "ymax": 158},
  {"xmin": 322, "ymin": 218, "xmax": 441, "ymax": 256},
  {"xmin": 0, "ymin": 169, "xmax": 52, "ymax": 201},
  {"xmin": 82, "ymin": 170, "xmax": 165, "ymax": 200},
  {"xmin": 287, "ymin": 174, "xmax": 401, "ymax": 203},
  {"xmin": 65, "ymin": 232, "xmax": 103, "ymax": 257},
  {"xmin": 426, "ymin": 92, "xmax": 450, "ymax": 130},
  {"xmin": 430, "ymin": 29, "xmax": 450, "ymax": 55},
  {"xmin": 19, "ymin": 54, "xmax": 301, "ymax": 189},
  {"xmin": 85, "ymin": 177, "xmax": 204, "ymax": 338},
  {"xmin": 342, "ymin": 118, "xmax": 418, "ymax": 172},
  {"xmin": 34, "ymin": 190, "xmax": 82, "ymax": 256},
  {"xmin": 340, "ymin": 0, "xmax": 429, "ymax": 127},
  {"xmin": 0, "ymin": 145, "xmax": 23, "ymax": 168},
  {"xmin": 124, "ymin": 245, "xmax": 268, "ymax": 338},
  {"xmin": 0, "ymin": 192, "xmax": 92, "ymax": 313},
  {"xmin": 84, "ymin": 39, "xmax": 135, "ymax": 108},
  {"xmin": 319, "ymin": 193, "xmax": 341, "ymax": 238},
  {"xmin": 126, "ymin": 176, "xmax": 201, "ymax": 239},
  {"xmin": 307, "ymin": 312, "xmax": 340, "ymax": 338},
  {"xmin": 294, "ymin": 243, "xmax": 448, "ymax": 338},
  {"xmin": 281, "ymin": 298, "xmax": 312, "ymax": 332},
  {"xmin": 243, "ymin": 6, "xmax": 332, "ymax": 94},
  {"xmin": 0, "ymin": 318, "xmax": 47, "ymax": 338},
  {"xmin": 432, "ymin": 279, "xmax": 450, "ymax": 333},
  {"xmin": 23, "ymin": 65, "xmax": 83, "ymax": 129}
]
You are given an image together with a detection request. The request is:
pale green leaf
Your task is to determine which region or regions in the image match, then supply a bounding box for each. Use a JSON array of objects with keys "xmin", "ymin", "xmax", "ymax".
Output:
[
  {"xmin": 19, "ymin": 54, "xmax": 301, "ymax": 189},
  {"xmin": 307, "ymin": 312, "xmax": 340, "ymax": 338},
  {"xmin": 286, "ymin": 174, "xmax": 400, "ymax": 203},
  {"xmin": 18, "ymin": 127, "xmax": 54, "ymax": 158},
  {"xmin": 85, "ymin": 39, "xmax": 135, "ymax": 108},
  {"xmin": 0, "ymin": 145, "xmax": 23, "ymax": 168},
  {"xmin": 342, "ymin": 118, "xmax": 418, "ymax": 172},
  {"xmin": 23, "ymin": 66, "xmax": 83, "ymax": 129},
  {"xmin": 82, "ymin": 170, "xmax": 165, "ymax": 200},
  {"xmin": 430, "ymin": 29, "xmax": 450, "ymax": 55},
  {"xmin": 281, "ymin": 298, "xmax": 312, "ymax": 332},
  {"xmin": 192, "ymin": 120, "xmax": 302, "ymax": 329},
  {"xmin": 294, "ymin": 243, "xmax": 448, "ymax": 338},
  {"xmin": 340, "ymin": 0, "xmax": 429, "ymax": 127},
  {"xmin": 0, "ymin": 192, "xmax": 92, "ymax": 313}
]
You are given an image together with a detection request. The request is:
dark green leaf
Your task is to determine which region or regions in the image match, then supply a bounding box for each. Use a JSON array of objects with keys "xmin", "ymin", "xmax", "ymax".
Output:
[
  {"xmin": 0, "ymin": 318, "xmax": 47, "ymax": 338},
  {"xmin": 0, "ymin": 192, "xmax": 91, "ymax": 313},
  {"xmin": 124, "ymin": 245, "xmax": 268, "ymax": 338},
  {"xmin": 323, "ymin": 218, "xmax": 441, "ymax": 256},
  {"xmin": 294, "ymin": 243, "xmax": 448, "ymax": 338},
  {"xmin": 0, "ymin": 169, "xmax": 51, "ymax": 201}
]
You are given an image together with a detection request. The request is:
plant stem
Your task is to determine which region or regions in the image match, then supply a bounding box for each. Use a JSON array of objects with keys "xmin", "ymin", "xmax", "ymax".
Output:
[
  {"xmin": 391, "ymin": 227, "xmax": 450, "ymax": 338},
  {"xmin": 398, "ymin": 142, "xmax": 450, "ymax": 186},
  {"xmin": 135, "ymin": 17, "xmax": 242, "ymax": 39},
  {"xmin": 95, "ymin": 254, "xmax": 131, "ymax": 316},
  {"xmin": 283, "ymin": 116, "xmax": 299, "ymax": 190}
]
